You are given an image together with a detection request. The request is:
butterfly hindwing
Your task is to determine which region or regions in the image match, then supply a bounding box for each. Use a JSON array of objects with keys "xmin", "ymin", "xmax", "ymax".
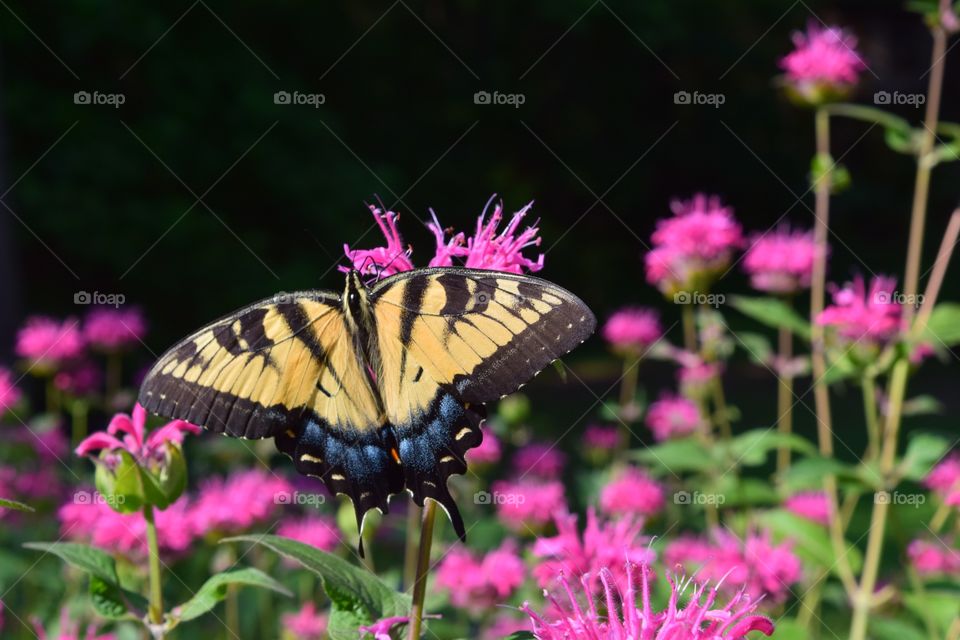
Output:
[
  {"xmin": 370, "ymin": 268, "xmax": 595, "ymax": 537},
  {"xmin": 138, "ymin": 291, "xmax": 404, "ymax": 538}
]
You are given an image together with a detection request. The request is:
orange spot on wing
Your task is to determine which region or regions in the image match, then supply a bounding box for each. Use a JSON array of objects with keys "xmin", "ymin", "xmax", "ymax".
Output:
[{"xmin": 390, "ymin": 447, "xmax": 401, "ymax": 464}]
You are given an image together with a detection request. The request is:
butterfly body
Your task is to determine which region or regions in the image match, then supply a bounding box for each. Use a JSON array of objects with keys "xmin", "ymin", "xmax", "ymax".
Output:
[{"xmin": 139, "ymin": 267, "xmax": 595, "ymax": 549}]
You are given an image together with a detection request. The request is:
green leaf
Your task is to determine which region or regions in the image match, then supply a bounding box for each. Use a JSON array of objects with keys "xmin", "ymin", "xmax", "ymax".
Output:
[
  {"xmin": 173, "ymin": 567, "xmax": 290, "ymax": 622},
  {"xmin": 713, "ymin": 476, "xmax": 779, "ymax": 507},
  {"xmin": 720, "ymin": 428, "xmax": 817, "ymax": 467},
  {"xmin": 779, "ymin": 456, "xmax": 854, "ymax": 492},
  {"xmin": 766, "ymin": 619, "xmax": 809, "ymax": 640},
  {"xmin": 730, "ymin": 296, "xmax": 811, "ymax": 340},
  {"xmin": 505, "ymin": 633, "xmax": 536, "ymax": 640},
  {"xmin": 89, "ymin": 575, "xmax": 142, "ymax": 621},
  {"xmin": 735, "ymin": 331, "xmax": 773, "ymax": 366},
  {"xmin": 23, "ymin": 542, "xmax": 120, "ymax": 584},
  {"xmin": 632, "ymin": 437, "xmax": 716, "ymax": 474},
  {"xmin": 901, "ymin": 394, "xmax": 943, "ymax": 416},
  {"xmin": 0, "ymin": 497, "xmax": 35, "ymax": 512},
  {"xmin": 223, "ymin": 535, "xmax": 410, "ymax": 640},
  {"xmin": 923, "ymin": 303, "xmax": 960, "ymax": 347},
  {"xmin": 867, "ymin": 615, "xmax": 929, "ymax": 640},
  {"xmin": 898, "ymin": 433, "xmax": 950, "ymax": 482},
  {"xmin": 757, "ymin": 509, "xmax": 862, "ymax": 575},
  {"xmin": 903, "ymin": 589, "xmax": 960, "ymax": 633}
]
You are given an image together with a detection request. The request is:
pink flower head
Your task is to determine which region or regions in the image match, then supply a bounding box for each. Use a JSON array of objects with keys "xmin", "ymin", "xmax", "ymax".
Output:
[
  {"xmin": 54, "ymin": 360, "xmax": 101, "ymax": 396},
  {"xmin": 513, "ymin": 442, "xmax": 567, "ymax": 479},
  {"xmin": 645, "ymin": 194, "xmax": 743, "ymax": 293},
  {"xmin": 75, "ymin": 403, "xmax": 200, "ymax": 466},
  {"xmin": 342, "ymin": 205, "xmax": 415, "ymax": 277},
  {"xmin": 677, "ymin": 360, "xmax": 721, "ymax": 400},
  {"xmin": 645, "ymin": 393, "xmax": 702, "ymax": 441},
  {"xmin": 59, "ymin": 492, "xmax": 194, "ymax": 558},
  {"xmin": 817, "ymin": 275, "xmax": 902, "ymax": 344},
  {"xmin": 599, "ymin": 467, "xmax": 665, "ymax": 517},
  {"xmin": 0, "ymin": 367, "xmax": 22, "ymax": 414},
  {"xmin": 583, "ymin": 425, "xmax": 620, "ymax": 452},
  {"xmin": 925, "ymin": 454, "xmax": 960, "ymax": 506},
  {"xmin": 83, "ymin": 307, "xmax": 147, "ymax": 351},
  {"xmin": 455, "ymin": 197, "xmax": 544, "ymax": 274},
  {"xmin": 16, "ymin": 316, "xmax": 85, "ymax": 368},
  {"xmin": 743, "ymin": 226, "xmax": 820, "ymax": 294},
  {"xmin": 277, "ymin": 514, "xmax": 340, "ymax": 553},
  {"xmin": 907, "ymin": 538, "xmax": 960, "ymax": 576},
  {"xmin": 359, "ymin": 615, "xmax": 439, "ymax": 640},
  {"xmin": 522, "ymin": 561, "xmax": 775, "ymax": 640},
  {"xmin": 189, "ymin": 469, "xmax": 293, "ymax": 536},
  {"xmin": 664, "ymin": 529, "xmax": 802, "ymax": 602},
  {"xmin": 602, "ymin": 307, "xmax": 662, "ymax": 354},
  {"xmin": 533, "ymin": 509, "xmax": 654, "ymax": 596},
  {"xmin": 491, "ymin": 479, "xmax": 567, "ymax": 531},
  {"xmin": 435, "ymin": 540, "xmax": 526, "ymax": 613},
  {"xmin": 281, "ymin": 602, "xmax": 328, "ymax": 640},
  {"xmin": 465, "ymin": 426, "xmax": 502, "ymax": 465},
  {"xmin": 784, "ymin": 491, "xmax": 832, "ymax": 526},
  {"xmin": 780, "ymin": 23, "xmax": 865, "ymax": 101},
  {"xmin": 0, "ymin": 464, "xmax": 62, "ymax": 506}
]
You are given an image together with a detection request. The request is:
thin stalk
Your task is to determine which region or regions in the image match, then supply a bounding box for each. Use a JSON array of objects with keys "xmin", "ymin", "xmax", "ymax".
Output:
[
  {"xmin": 711, "ymin": 379, "xmax": 732, "ymax": 440},
  {"xmin": 224, "ymin": 545, "xmax": 240, "ymax": 637},
  {"xmin": 810, "ymin": 106, "xmax": 833, "ymax": 458},
  {"xmin": 796, "ymin": 572, "xmax": 825, "ymax": 631},
  {"xmin": 902, "ymin": 26, "xmax": 949, "ymax": 324},
  {"xmin": 143, "ymin": 505, "xmax": 165, "ymax": 633},
  {"xmin": 862, "ymin": 376, "xmax": 880, "ymax": 460},
  {"xmin": 616, "ymin": 355, "xmax": 641, "ymax": 449},
  {"xmin": 70, "ymin": 400, "xmax": 89, "ymax": 448},
  {"xmin": 407, "ymin": 500, "xmax": 437, "ymax": 640},
  {"xmin": 849, "ymin": 498, "xmax": 890, "ymax": 640},
  {"xmin": 403, "ymin": 504, "xmax": 421, "ymax": 590},
  {"xmin": 776, "ymin": 323, "xmax": 794, "ymax": 474},
  {"xmin": 106, "ymin": 351, "xmax": 123, "ymax": 398}
]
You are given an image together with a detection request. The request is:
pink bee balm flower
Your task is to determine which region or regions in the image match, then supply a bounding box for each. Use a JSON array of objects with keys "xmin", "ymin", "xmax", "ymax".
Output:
[
  {"xmin": 665, "ymin": 529, "xmax": 802, "ymax": 603},
  {"xmin": 15, "ymin": 316, "xmax": 85, "ymax": 368},
  {"xmin": 925, "ymin": 454, "xmax": 960, "ymax": 506},
  {"xmin": 189, "ymin": 469, "xmax": 293, "ymax": 537},
  {"xmin": 785, "ymin": 491, "xmax": 832, "ymax": 526},
  {"xmin": 645, "ymin": 393, "xmax": 703, "ymax": 441},
  {"xmin": 0, "ymin": 367, "xmax": 22, "ymax": 414},
  {"xmin": 602, "ymin": 307, "xmax": 662, "ymax": 354},
  {"xmin": 583, "ymin": 425, "xmax": 620, "ymax": 452},
  {"xmin": 645, "ymin": 194, "xmax": 743, "ymax": 294},
  {"xmin": 817, "ymin": 275, "xmax": 902, "ymax": 344},
  {"xmin": 599, "ymin": 467, "xmax": 665, "ymax": 517},
  {"xmin": 532, "ymin": 509, "xmax": 654, "ymax": 596},
  {"xmin": 465, "ymin": 426, "xmax": 502, "ymax": 465},
  {"xmin": 522, "ymin": 561, "xmax": 775, "ymax": 640},
  {"xmin": 281, "ymin": 602, "xmax": 328, "ymax": 640},
  {"xmin": 513, "ymin": 442, "xmax": 567, "ymax": 479},
  {"xmin": 277, "ymin": 514, "xmax": 340, "ymax": 553},
  {"xmin": 491, "ymin": 479, "xmax": 567, "ymax": 531},
  {"xmin": 435, "ymin": 540, "xmax": 526, "ymax": 613},
  {"xmin": 435, "ymin": 197, "xmax": 545, "ymax": 274},
  {"xmin": 54, "ymin": 360, "xmax": 102, "ymax": 396},
  {"xmin": 780, "ymin": 23, "xmax": 865, "ymax": 103},
  {"xmin": 907, "ymin": 539, "xmax": 960, "ymax": 576},
  {"xmin": 342, "ymin": 206, "xmax": 416, "ymax": 277},
  {"xmin": 75, "ymin": 403, "xmax": 200, "ymax": 465},
  {"xmin": 59, "ymin": 492, "xmax": 194, "ymax": 558},
  {"xmin": 83, "ymin": 307, "xmax": 147, "ymax": 350},
  {"xmin": 743, "ymin": 226, "xmax": 821, "ymax": 294}
]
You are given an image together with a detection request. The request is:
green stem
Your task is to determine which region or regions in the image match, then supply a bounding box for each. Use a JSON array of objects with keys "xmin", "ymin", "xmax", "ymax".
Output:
[
  {"xmin": 403, "ymin": 504, "xmax": 421, "ymax": 590},
  {"xmin": 710, "ymin": 378, "xmax": 732, "ymax": 440},
  {"xmin": 862, "ymin": 375, "xmax": 880, "ymax": 461},
  {"xmin": 902, "ymin": 26, "xmax": 948, "ymax": 325},
  {"xmin": 810, "ymin": 106, "xmax": 833, "ymax": 459},
  {"xmin": 407, "ymin": 500, "xmax": 437, "ymax": 640},
  {"xmin": 106, "ymin": 351, "xmax": 123, "ymax": 398},
  {"xmin": 143, "ymin": 505, "xmax": 165, "ymax": 634},
  {"xmin": 70, "ymin": 400, "xmax": 89, "ymax": 449},
  {"xmin": 796, "ymin": 571, "xmax": 826, "ymax": 631},
  {"xmin": 224, "ymin": 545, "xmax": 240, "ymax": 638},
  {"xmin": 617, "ymin": 355, "xmax": 640, "ymax": 448},
  {"xmin": 45, "ymin": 375, "xmax": 59, "ymax": 415},
  {"xmin": 776, "ymin": 323, "xmax": 794, "ymax": 475}
]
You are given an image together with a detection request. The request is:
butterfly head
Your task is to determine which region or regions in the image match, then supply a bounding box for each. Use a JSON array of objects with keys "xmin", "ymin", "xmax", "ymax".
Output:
[{"xmin": 343, "ymin": 269, "xmax": 372, "ymax": 330}]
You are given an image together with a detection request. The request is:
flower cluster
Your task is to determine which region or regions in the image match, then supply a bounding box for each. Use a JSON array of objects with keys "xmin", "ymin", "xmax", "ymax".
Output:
[
  {"xmin": 780, "ymin": 23, "xmax": 866, "ymax": 104},
  {"xmin": 743, "ymin": 226, "xmax": 820, "ymax": 294},
  {"xmin": 435, "ymin": 541, "xmax": 526, "ymax": 613}
]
